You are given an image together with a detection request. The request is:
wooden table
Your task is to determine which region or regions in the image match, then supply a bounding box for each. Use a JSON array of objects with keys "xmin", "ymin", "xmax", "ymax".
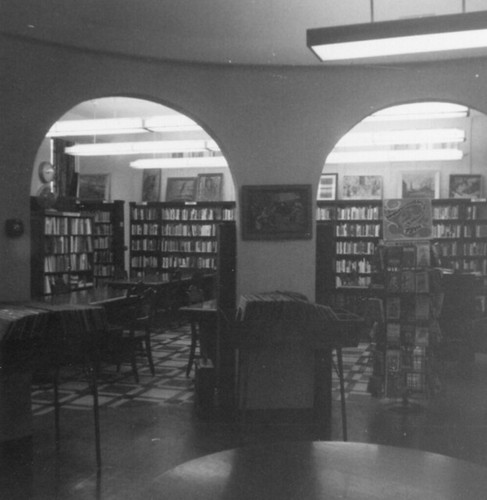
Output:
[{"xmin": 145, "ymin": 441, "xmax": 487, "ymax": 500}]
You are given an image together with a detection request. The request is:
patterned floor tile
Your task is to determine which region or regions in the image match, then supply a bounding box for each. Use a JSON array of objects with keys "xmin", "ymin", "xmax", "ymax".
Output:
[{"xmin": 31, "ymin": 325, "xmax": 372, "ymax": 415}]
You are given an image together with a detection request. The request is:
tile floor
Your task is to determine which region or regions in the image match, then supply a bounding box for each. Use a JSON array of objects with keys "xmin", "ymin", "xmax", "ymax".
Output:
[{"xmin": 2, "ymin": 327, "xmax": 487, "ymax": 499}]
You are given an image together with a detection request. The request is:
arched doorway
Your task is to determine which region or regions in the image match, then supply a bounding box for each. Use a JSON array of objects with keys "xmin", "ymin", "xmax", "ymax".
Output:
[{"xmin": 31, "ymin": 96, "xmax": 236, "ymax": 295}]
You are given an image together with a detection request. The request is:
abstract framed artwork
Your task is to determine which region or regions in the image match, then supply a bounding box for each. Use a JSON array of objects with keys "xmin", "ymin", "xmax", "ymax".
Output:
[
  {"xmin": 196, "ymin": 173, "xmax": 223, "ymax": 201},
  {"xmin": 317, "ymin": 173, "xmax": 338, "ymax": 200},
  {"xmin": 383, "ymin": 198, "xmax": 433, "ymax": 241},
  {"xmin": 401, "ymin": 171, "xmax": 440, "ymax": 199},
  {"xmin": 77, "ymin": 174, "xmax": 110, "ymax": 201},
  {"xmin": 341, "ymin": 175, "xmax": 382, "ymax": 200},
  {"xmin": 141, "ymin": 169, "xmax": 161, "ymax": 202},
  {"xmin": 449, "ymin": 174, "xmax": 482, "ymax": 199},
  {"xmin": 241, "ymin": 184, "xmax": 312, "ymax": 240},
  {"xmin": 165, "ymin": 177, "xmax": 197, "ymax": 202}
]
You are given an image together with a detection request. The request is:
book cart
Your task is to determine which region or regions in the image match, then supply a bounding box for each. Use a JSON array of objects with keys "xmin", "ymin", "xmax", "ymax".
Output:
[{"xmin": 370, "ymin": 199, "xmax": 443, "ymax": 408}]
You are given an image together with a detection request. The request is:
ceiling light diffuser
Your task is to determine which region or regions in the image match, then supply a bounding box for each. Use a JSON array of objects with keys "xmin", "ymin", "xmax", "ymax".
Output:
[
  {"xmin": 129, "ymin": 157, "xmax": 228, "ymax": 169},
  {"xmin": 307, "ymin": 11, "xmax": 487, "ymax": 64}
]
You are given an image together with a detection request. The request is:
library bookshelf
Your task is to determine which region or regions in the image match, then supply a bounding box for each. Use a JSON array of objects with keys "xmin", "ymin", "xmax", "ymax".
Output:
[
  {"xmin": 31, "ymin": 209, "xmax": 95, "ymax": 296},
  {"xmin": 129, "ymin": 201, "xmax": 236, "ymax": 281}
]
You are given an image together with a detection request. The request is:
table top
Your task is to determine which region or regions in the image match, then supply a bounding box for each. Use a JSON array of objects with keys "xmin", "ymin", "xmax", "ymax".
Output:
[
  {"xmin": 179, "ymin": 299, "xmax": 217, "ymax": 314},
  {"xmin": 144, "ymin": 441, "xmax": 487, "ymax": 500}
]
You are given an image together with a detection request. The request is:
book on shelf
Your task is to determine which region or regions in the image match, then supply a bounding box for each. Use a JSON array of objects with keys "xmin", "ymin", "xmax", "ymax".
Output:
[
  {"xmin": 386, "ymin": 323, "xmax": 401, "ymax": 345},
  {"xmin": 415, "ymin": 295, "xmax": 430, "ymax": 320},
  {"xmin": 416, "ymin": 242, "xmax": 431, "ymax": 267},
  {"xmin": 401, "ymin": 270, "xmax": 416, "ymax": 292},
  {"xmin": 386, "ymin": 271, "xmax": 401, "ymax": 292},
  {"xmin": 386, "ymin": 296, "xmax": 401, "ymax": 320},
  {"xmin": 385, "ymin": 245, "xmax": 403, "ymax": 269},
  {"xmin": 400, "ymin": 245, "xmax": 416, "ymax": 268},
  {"xmin": 401, "ymin": 324, "xmax": 415, "ymax": 345},
  {"xmin": 401, "ymin": 295, "xmax": 416, "ymax": 322},
  {"xmin": 415, "ymin": 326, "xmax": 429, "ymax": 346},
  {"xmin": 415, "ymin": 270, "xmax": 430, "ymax": 293}
]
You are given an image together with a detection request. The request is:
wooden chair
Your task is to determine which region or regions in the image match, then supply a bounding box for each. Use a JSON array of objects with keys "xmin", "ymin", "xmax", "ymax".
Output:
[
  {"xmin": 186, "ymin": 285, "xmax": 206, "ymax": 377},
  {"xmin": 107, "ymin": 288, "xmax": 157, "ymax": 383}
]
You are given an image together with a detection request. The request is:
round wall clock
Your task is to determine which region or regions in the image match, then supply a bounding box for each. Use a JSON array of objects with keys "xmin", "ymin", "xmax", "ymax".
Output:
[{"xmin": 38, "ymin": 161, "xmax": 55, "ymax": 183}]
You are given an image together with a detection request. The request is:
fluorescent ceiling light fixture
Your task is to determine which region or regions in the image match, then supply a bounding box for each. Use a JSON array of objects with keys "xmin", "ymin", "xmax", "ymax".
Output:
[
  {"xmin": 336, "ymin": 128, "xmax": 465, "ymax": 147},
  {"xmin": 144, "ymin": 115, "xmax": 201, "ymax": 132},
  {"xmin": 307, "ymin": 11, "xmax": 487, "ymax": 63},
  {"xmin": 130, "ymin": 157, "xmax": 228, "ymax": 169},
  {"xmin": 47, "ymin": 117, "xmax": 146, "ymax": 137},
  {"xmin": 47, "ymin": 115, "xmax": 202, "ymax": 137},
  {"xmin": 64, "ymin": 140, "xmax": 219, "ymax": 156},
  {"xmin": 365, "ymin": 103, "xmax": 469, "ymax": 122},
  {"xmin": 326, "ymin": 149, "xmax": 463, "ymax": 164}
]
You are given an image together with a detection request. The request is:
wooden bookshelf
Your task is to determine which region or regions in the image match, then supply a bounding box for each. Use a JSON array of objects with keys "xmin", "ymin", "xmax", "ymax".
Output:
[
  {"xmin": 77, "ymin": 200, "xmax": 125, "ymax": 284},
  {"xmin": 31, "ymin": 209, "xmax": 95, "ymax": 296},
  {"xmin": 129, "ymin": 201, "xmax": 236, "ymax": 280}
]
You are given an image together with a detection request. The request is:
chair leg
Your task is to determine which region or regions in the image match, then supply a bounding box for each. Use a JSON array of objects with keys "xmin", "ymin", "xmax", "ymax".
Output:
[
  {"xmin": 131, "ymin": 350, "xmax": 139, "ymax": 384},
  {"xmin": 335, "ymin": 347, "xmax": 348, "ymax": 442},
  {"xmin": 144, "ymin": 332, "xmax": 155, "ymax": 377},
  {"xmin": 88, "ymin": 364, "xmax": 102, "ymax": 469},
  {"xmin": 186, "ymin": 321, "xmax": 198, "ymax": 377},
  {"xmin": 53, "ymin": 367, "xmax": 61, "ymax": 452}
]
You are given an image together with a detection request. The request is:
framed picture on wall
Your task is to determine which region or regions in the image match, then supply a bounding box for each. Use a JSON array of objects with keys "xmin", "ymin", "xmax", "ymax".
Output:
[
  {"xmin": 317, "ymin": 173, "xmax": 337, "ymax": 200},
  {"xmin": 401, "ymin": 171, "xmax": 440, "ymax": 199},
  {"xmin": 241, "ymin": 184, "xmax": 312, "ymax": 240},
  {"xmin": 77, "ymin": 174, "xmax": 110, "ymax": 201},
  {"xmin": 341, "ymin": 175, "xmax": 382, "ymax": 200},
  {"xmin": 196, "ymin": 173, "xmax": 223, "ymax": 201},
  {"xmin": 141, "ymin": 169, "xmax": 161, "ymax": 202},
  {"xmin": 383, "ymin": 198, "xmax": 433, "ymax": 241},
  {"xmin": 166, "ymin": 177, "xmax": 197, "ymax": 202},
  {"xmin": 449, "ymin": 174, "xmax": 482, "ymax": 199}
]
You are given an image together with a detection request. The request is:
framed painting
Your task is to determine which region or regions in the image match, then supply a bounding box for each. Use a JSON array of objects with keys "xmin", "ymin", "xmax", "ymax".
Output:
[
  {"xmin": 317, "ymin": 173, "xmax": 337, "ymax": 200},
  {"xmin": 141, "ymin": 169, "xmax": 161, "ymax": 202},
  {"xmin": 77, "ymin": 174, "xmax": 110, "ymax": 201},
  {"xmin": 449, "ymin": 174, "xmax": 482, "ymax": 199},
  {"xmin": 241, "ymin": 184, "xmax": 312, "ymax": 240},
  {"xmin": 341, "ymin": 175, "xmax": 382, "ymax": 200},
  {"xmin": 401, "ymin": 171, "xmax": 440, "ymax": 199},
  {"xmin": 196, "ymin": 173, "xmax": 223, "ymax": 202},
  {"xmin": 165, "ymin": 177, "xmax": 197, "ymax": 202},
  {"xmin": 383, "ymin": 198, "xmax": 433, "ymax": 241}
]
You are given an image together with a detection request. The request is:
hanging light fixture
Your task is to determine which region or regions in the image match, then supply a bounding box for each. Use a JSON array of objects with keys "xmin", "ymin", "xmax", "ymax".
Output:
[
  {"xmin": 64, "ymin": 140, "xmax": 220, "ymax": 156},
  {"xmin": 307, "ymin": 9, "xmax": 487, "ymax": 64},
  {"xmin": 129, "ymin": 157, "xmax": 228, "ymax": 169}
]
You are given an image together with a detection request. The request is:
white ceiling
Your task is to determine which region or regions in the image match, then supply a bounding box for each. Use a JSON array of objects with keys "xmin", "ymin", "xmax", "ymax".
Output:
[{"xmin": 1, "ymin": 0, "xmax": 486, "ymax": 67}]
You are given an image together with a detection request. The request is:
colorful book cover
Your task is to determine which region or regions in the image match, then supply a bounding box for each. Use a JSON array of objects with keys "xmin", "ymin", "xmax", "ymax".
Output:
[
  {"xmin": 401, "ymin": 245, "xmax": 417, "ymax": 268},
  {"xmin": 416, "ymin": 242, "xmax": 431, "ymax": 267},
  {"xmin": 415, "ymin": 326, "xmax": 429, "ymax": 346},
  {"xmin": 386, "ymin": 271, "xmax": 401, "ymax": 292}
]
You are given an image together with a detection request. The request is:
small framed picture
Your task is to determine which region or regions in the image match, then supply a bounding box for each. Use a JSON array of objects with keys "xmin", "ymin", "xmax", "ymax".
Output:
[
  {"xmin": 341, "ymin": 175, "xmax": 382, "ymax": 200},
  {"xmin": 141, "ymin": 169, "xmax": 161, "ymax": 202},
  {"xmin": 401, "ymin": 171, "xmax": 440, "ymax": 199},
  {"xmin": 449, "ymin": 174, "xmax": 482, "ymax": 199},
  {"xmin": 165, "ymin": 177, "xmax": 197, "ymax": 202},
  {"xmin": 196, "ymin": 173, "xmax": 223, "ymax": 202},
  {"xmin": 241, "ymin": 184, "xmax": 312, "ymax": 240},
  {"xmin": 318, "ymin": 173, "xmax": 337, "ymax": 200},
  {"xmin": 77, "ymin": 174, "xmax": 110, "ymax": 201}
]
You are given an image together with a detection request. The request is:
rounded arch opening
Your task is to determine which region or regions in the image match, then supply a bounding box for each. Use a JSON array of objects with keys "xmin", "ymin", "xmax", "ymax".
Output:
[
  {"xmin": 31, "ymin": 96, "xmax": 236, "ymax": 206},
  {"xmin": 317, "ymin": 100, "xmax": 485, "ymax": 201}
]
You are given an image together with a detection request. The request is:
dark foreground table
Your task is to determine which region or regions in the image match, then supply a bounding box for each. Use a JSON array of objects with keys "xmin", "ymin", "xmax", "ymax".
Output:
[{"xmin": 144, "ymin": 441, "xmax": 487, "ymax": 500}]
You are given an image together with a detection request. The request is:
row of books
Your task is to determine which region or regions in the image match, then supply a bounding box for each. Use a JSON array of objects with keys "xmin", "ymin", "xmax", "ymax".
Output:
[
  {"xmin": 93, "ymin": 264, "xmax": 115, "ymax": 277},
  {"xmin": 44, "ymin": 254, "xmax": 92, "ymax": 273},
  {"xmin": 93, "ymin": 250, "xmax": 114, "ymax": 263},
  {"xmin": 44, "ymin": 235, "xmax": 94, "ymax": 254},
  {"xmin": 336, "ymin": 241, "xmax": 376, "ymax": 255},
  {"xmin": 131, "ymin": 223, "xmax": 218, "ymax": 237},
  {"xmin": 130, "ymin": 207, "xmax": 234, "ymax": 221},
  {"xmin": 335, "ymin": 258, "xmax": 372, "ymax": 274},
  {"xmin": 336, "ymin": 223, "xmax": 380, "ymax": 237},
  {"xmin": 93, "ymin": 237, "xmax": 113, "ymax": 250},
  {"xmin": 93, "ymin": 225, "xmax": 113, "ymax": 236},
  {"xmin": 44, "ymin": 216, "xmax": 93, "ymax": 235}
]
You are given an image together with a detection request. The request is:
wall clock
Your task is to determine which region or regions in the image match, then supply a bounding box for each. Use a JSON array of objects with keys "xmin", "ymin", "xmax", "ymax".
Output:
[{"xmin": 38, "ymin": 161, "xmax": 55, "ymax": 183}]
